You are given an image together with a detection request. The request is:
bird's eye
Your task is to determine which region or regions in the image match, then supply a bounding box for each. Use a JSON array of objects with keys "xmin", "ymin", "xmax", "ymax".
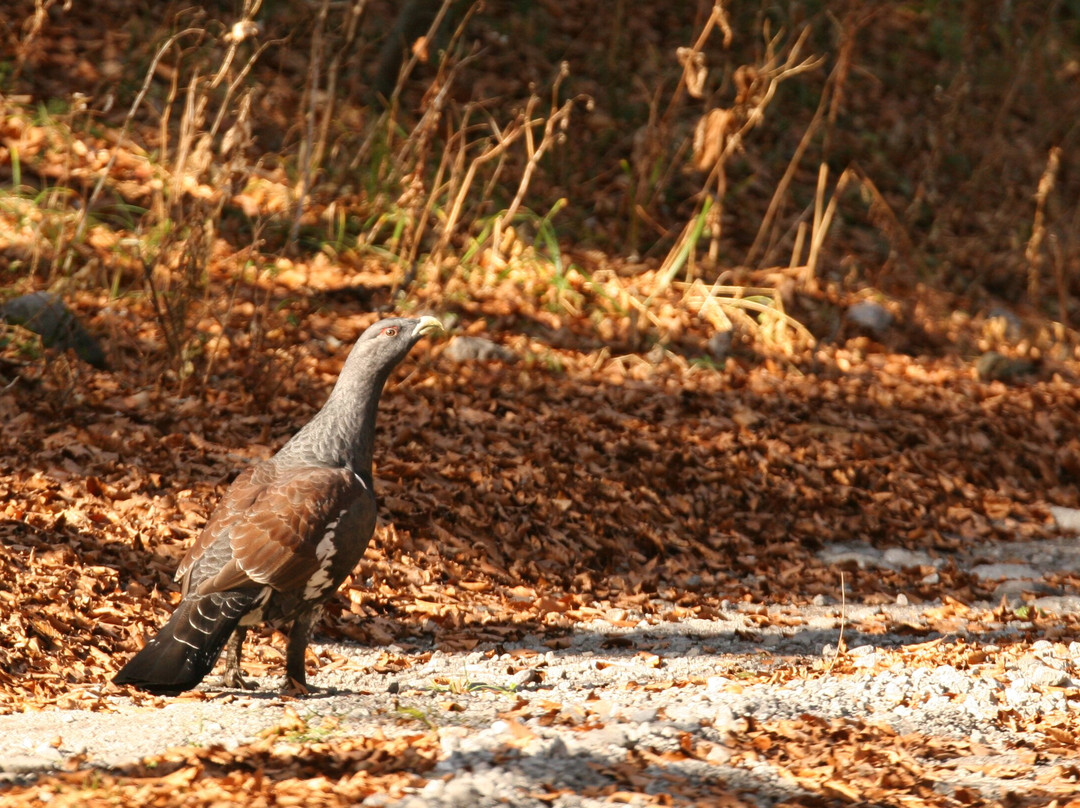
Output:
[{"xmin": 381, "ymin": 326, "xmax": 399, "ymax": 337}]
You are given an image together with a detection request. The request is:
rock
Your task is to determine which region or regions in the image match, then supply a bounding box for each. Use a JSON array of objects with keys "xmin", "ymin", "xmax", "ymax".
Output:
[
  {"xmin": 986, "ymin": 306, "xmax": 1023, "ymax": 340},
  {"xmin": 882, "ymin": 680, "xmax": 908, "ymax": 704},
  {"xmin": 975, "ymin": 351, "xmax": 1038, "ymax": 382},
  {"xmin": 663, "ymin": 702, "xmax": 703, "ymax": 726},
  {"xmin": 971, "ymin": 563, "xmax": 1042, "ymax": 581},
  {"xmin": 588, "ymin": 723, "xmax": 630, "ymax": 748},
  {"xmin": 443, "ymin": 336, "xmax": 517, "ymax": 364},
  {"xmin": 0, "ymin": 292, "xmax": 106, "ymax": 368},
  {"xmin": 627, "ymin": 707, "xmax": 658, "ymax": 724},
  {"xmin": 442, "ymin": 778, "xmax": 478, "ymax": 804},
  {"xmin": 819, "ymin": 544, "xmax": 883, "ymax": 569},
  {"xmin": 705, "ymin": 743, "xmax": 733, "ymax": 764},
  {"xmin": 589, "ymin": 700, "xmax": 617, "ymax": 721},
  {"xmin": 707, "ymin": 330, "xmax": 732, "ymax": 362},
  {"xmin": 645, "ymin": 344, "xmax": 667, "ymax": 365},
  {"xmin": 929, "ymin": 665, "xmax": 971, "ymax": 694},
  {"xmin": 361, "ymin": 794, "xmax": 396, "ymax": 807},
  {"xmin": 712, "ymin": 704, "xmax": 739, "ymax": 734},
  {"xmin": 850, "ymin": 645, "xmax": 881, "ymax": 669},
  {"xmin": 846, "ymin": 301, "xmax": 893, "ymax": 335},
  {"xmin": 1050, "ymin": 506, "xmax": 1080, "ymax": 533},
  {"xmin": 706, "ymin": 676, "xmax": 730, "ymax": 694},
  {"xmin": 881, "ymin": 547, "xmax": 936, "ymax": 570},
  {"xmin": 1022, "ymin": 665, "xmax": 1069, "ymax": 688},
  {"xmin": 992, "ymin": 580, "xmax": 1062, "ymax": 603},
  {"xmin": 819, "ymin": 543, "xmax": 936, "ymax": 573},
  {"xmin": 511, "ymin": 668, "xmax": 543, "ymax": 687}
]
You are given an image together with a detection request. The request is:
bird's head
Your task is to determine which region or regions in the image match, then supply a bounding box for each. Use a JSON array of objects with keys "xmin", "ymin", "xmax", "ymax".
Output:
[{"xmin": 350, "ymin": 315, "xmax": 443, "ymax": 368}]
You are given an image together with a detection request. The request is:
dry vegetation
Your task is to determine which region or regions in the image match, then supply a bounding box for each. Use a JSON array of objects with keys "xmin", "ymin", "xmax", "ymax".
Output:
[{"xmin": 2, "ymin": 0, "xmax": 1080, "ymax": 804}]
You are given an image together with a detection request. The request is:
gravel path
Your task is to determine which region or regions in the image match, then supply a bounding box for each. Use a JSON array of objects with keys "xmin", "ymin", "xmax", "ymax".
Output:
[{"xmin": 3, "ymin": 527, "xmax": 1080, "ymax": 805}]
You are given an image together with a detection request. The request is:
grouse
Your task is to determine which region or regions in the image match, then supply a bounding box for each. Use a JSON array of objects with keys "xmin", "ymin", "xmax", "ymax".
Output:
[{"xmin": 113, "ymin": 316, "xmax": 442, "ymax": 696}]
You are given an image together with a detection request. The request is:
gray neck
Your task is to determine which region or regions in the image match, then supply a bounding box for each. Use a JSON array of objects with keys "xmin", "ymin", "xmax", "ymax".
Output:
[{"xmin": 273, "ymin": 348, "xmax": 393, "ymax": 478}]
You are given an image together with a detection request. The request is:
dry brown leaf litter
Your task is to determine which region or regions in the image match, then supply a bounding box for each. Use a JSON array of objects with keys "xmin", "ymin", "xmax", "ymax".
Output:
[
  {"xmin": 0, "ymin": 720, "xmax": 439, "ymax": 808},
  {"xmin": 1, "ymin": 275, "xmax": 1079, "ymax": 710},
  {"xmin": 0, "ymin": 246, "xmax": 1078, "ymax": 804}
]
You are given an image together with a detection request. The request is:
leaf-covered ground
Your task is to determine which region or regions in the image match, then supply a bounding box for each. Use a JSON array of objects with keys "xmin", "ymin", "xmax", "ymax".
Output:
[{"xmin": 2, "ymin": 261, "xmax": 1080, "ymax": 804}]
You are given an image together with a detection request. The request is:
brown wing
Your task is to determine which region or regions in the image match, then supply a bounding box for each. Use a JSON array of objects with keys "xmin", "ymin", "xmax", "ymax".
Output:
[
  {"xmin": 175, "ymin": 465, "xmax": 263, "ymax": 590},
  {"xmin": 177, "ymin": 464, "xmax": 371, "ymax": 597}
]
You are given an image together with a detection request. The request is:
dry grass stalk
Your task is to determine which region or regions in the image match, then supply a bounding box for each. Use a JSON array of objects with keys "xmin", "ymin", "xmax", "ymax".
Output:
[
  {"xmin": 741, "ymin": 7, "xmax": 878, "ymax": 271},
  {"xmin": 743, "ymin": 64, "xmax": 829, "ymax": 269},
  {"xmin": 823, "ymin": 571, "xmax": 847, "ymax": 675},
  {"xmin": 110, "ymin": 10, "xmax": 264, "ymax": 385},
  {"xmin": 9, "ymin": 0, "xmax": 67, "ymax": 87},
  {"xmin": 802, "ymin": 165, "xmax": 855, "ymax": 290},
  {"xmin": 1026, "ymin": 146, "xmax": 1061, "ymax": 304},
  {"xmin": 430, "ymin": 109, "xmax": 529, "ymax": 269},
  {"xmin": 289, "ymin": 0, "xmax": 333, "ymax": 248},
  {"xmin": 386, "ymin": 0, "xmax": 466, "ymax": 109},
  {"xmin": 491, "ymin": 64, "xmax": 585, "ymax": 260},
  {"xmin": 70, "ymin": 26, "xmax": 205, "ymax": 251},
  {"xmin": 678, "ymin": 278, "xmax": 815, "ymax": 353},
  {"xmin": 636, "ymin": 14, "xmax": 826, "ymax": 350},
  {"xmin": 1047, "ymin": 233, "xmax": 1068, "ymax": 330},
  {"xmin": 297, "ymin": 0, "xmax": 368, "ymax": 182},
  {"xmin": 391, "ymin": 23, "xmax": 482, "ymax": 274},
  {"xmin": 681, "ymin": 24, "xmax": 823, "ymax": 280}
]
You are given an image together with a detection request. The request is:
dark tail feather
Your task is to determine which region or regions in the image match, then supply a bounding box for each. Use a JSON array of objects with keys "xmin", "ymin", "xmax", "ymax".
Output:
[{"xmin": 113, "ymin": 591, "xmax": 256, "ymax": 696}]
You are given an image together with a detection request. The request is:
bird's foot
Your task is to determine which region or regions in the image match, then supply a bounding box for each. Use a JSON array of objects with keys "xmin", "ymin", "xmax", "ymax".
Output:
[
  {"xmin": 222, "ymin": 670, "xmax": 258, "ymax": 691},
  {"xmin": 283, "ymin": 676, "xmax": 313, "ymax": 697}
]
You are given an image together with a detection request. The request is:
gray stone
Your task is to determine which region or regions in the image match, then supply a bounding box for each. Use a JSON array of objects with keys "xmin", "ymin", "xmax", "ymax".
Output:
[
  {"xmin": 971, "ymin": 563, "xmax": 1042, "ymax": 581},
  {"xmin": 846, "ymin": 300, "xmax": 893, "ymax": 334},
  {"xmin": 1050, "ymin": 506, "xmax": 1080, "ymax": 533},
  {"xmin": 712, "ymin": 704, "xmax": 738, "ymax": 733},
  {"xmin": 0, "ymin": 292, "xmax": 106, "ymax": 368},
  {"xmin": 929, "ymin": 665, "xmax": 971, "ymax": 694},
  {"xmin": 819, "ymin": 544, "xmax": 883, "ymax": 569},
  {"xmin": 588, "ymin": 723, "xmax": 630, "ymax": 748},
  {"xmin": 993, "ymin": 580, "xmax": 1062, "ymax": 602},
  {"xmin": 986, "ymin": 306, "xmax": 1023, "ymax": 340},
  {"xmin": 628, "ymin": 707, "xmax": 658, "ymax": 724},
  {"xmin": 707, "ymin": 330, "xmax": 733, "ymax": 362},
  {"xmin": 1023, "ymin": 665, "xmax": 1070, "ymax": 688},
  {"xmin": 443, "ymin": 336, "xmax": 517, "ymax": 364},
  {"xmin": 881, "ymin": 547, "xmax": 936, "ymax": 570}
]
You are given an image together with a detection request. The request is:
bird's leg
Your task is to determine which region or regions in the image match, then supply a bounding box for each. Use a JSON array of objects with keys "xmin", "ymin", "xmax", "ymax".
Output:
[
  {"xmin": 283, "ymin": 611, "xmax": 317, "ymax": 696},
  {"xmin": 222, "ymin": 627, "xmax": 255, "ymax": 690}
]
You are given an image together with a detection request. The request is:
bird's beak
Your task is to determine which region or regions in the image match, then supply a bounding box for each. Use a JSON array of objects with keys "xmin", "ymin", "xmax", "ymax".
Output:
[{"xmin": 413, "ymin": 316, "xmax": 444, "ymax": 339}]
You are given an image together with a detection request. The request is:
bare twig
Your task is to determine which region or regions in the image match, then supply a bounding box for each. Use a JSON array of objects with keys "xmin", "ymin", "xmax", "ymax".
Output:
[
  {"xmin": 1026, "ymin": 146, "xmax": 1061, "ymax": 304},
  {"xmin": 492, "ymin": 64, "xmax": 584, "ymax": 259},
  {"xmin": 289, "ymin": 0, "xmax": 332, "ymax": 248},
  {"xmin": 70, "ymin": 27, "xmax": 206, "ymax": 251},
  {"xmin": 823, "ymin": 571, "xmax": 847, "ymax": 675}
]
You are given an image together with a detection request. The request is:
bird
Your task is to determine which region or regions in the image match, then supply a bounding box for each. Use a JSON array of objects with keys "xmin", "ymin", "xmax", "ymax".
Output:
[{"xmin": 113, "ymin": 315, "xmax": 443, "ymax": 696}]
